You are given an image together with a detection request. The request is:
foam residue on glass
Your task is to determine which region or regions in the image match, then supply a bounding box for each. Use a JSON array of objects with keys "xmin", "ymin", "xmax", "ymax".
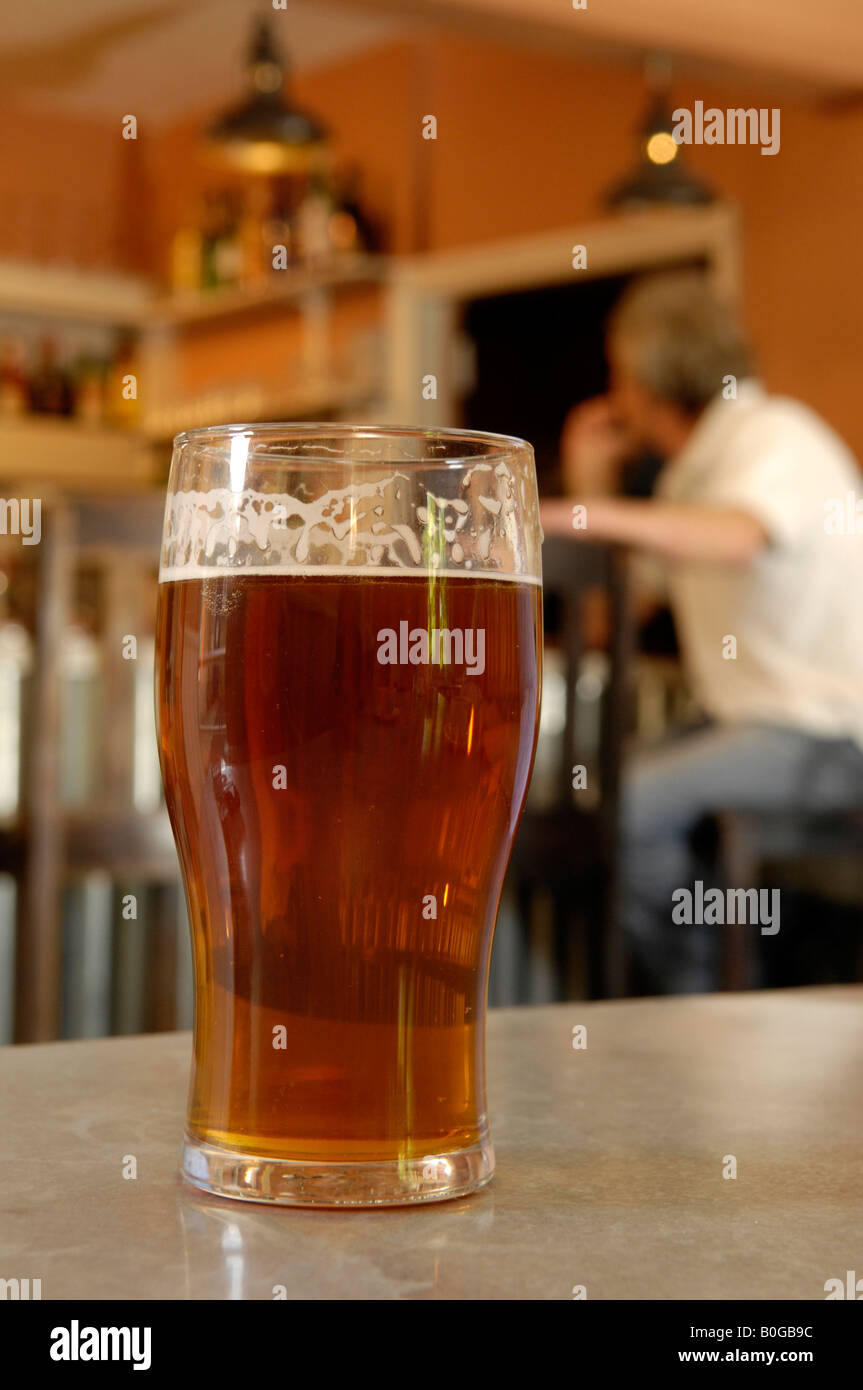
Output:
[{"xmin": 159, "ymin": 461, "xmax": 541, "ymax": 583}]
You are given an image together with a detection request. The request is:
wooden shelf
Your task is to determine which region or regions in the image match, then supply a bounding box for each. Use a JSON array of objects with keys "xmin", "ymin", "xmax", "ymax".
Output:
[
  {"xmin": 0, "ymin": 262, "xmax": 151, "ymax": 326},
  {"xmin": 0, "ymin": 417, "xmax": 158, "ymax": 490},
  {"xmin": 0, "ymin": 255, "xmax": 387, "ymax": 332},
  {"xmin": 149, "ymin": 254, "xmax": 387, "ymax": 329},
  {"xmin": 140, "ymin": 376, "xmax": 382, "ymax": 442}
]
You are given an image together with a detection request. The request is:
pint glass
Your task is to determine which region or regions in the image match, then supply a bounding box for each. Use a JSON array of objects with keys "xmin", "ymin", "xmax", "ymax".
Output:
[{"xmin": 156, "ymin": 424, "xmax": 542, "ymax": 1205}]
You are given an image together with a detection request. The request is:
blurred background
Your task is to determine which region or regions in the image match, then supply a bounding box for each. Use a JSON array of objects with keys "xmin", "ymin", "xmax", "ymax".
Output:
[{"xmin": 1, "ymin": 0, "xmax": 862, "ymax": 1041}]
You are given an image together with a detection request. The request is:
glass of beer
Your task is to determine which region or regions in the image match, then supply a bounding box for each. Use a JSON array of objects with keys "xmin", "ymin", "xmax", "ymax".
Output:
[{"xmin": 156, "ymin": 424, "xmax": 542, "ymax": 1206}]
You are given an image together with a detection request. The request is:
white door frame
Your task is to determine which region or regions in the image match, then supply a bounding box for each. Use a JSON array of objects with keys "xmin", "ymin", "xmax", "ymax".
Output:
[{"xmin": 385, "ymin": 202, "xmax": 741, "ymax": 424}]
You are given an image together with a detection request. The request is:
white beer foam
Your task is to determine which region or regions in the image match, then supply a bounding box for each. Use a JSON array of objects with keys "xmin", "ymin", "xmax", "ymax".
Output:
[
  {"xmin": 159, "ymin": 469, "xmax": 540, "ymax": 584},
  {"xmin": 160, "ymin": 563, "xmax": 540, "ymax": 585}
]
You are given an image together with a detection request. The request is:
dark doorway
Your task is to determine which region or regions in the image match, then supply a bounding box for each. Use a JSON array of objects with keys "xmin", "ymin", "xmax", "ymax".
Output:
[{"xmin": 459, "ymin": 261, "xmax": 706, "ymax": 495}]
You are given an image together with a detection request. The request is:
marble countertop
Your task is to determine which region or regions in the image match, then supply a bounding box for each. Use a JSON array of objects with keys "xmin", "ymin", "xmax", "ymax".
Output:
[{"xmin": 3, "ymin": 986, "xmax": 862, "ymax": 1300}]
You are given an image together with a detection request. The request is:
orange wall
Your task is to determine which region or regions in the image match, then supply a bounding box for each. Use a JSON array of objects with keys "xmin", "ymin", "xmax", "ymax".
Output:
[
  {"xmin": 715, "ymin": 97, "xmax": 863, "ymax": 440},
  {"xmin": 419, "ymin": 36, "xmax": 863, "ymax": 454},
  {"xmin": 0, "ymin": 105, "xmax": 145, "ymax": 270},
  {"xmin": 423, "ymin": 38, "xmax": 642, "ymax": 244},
  {"xmin": 153, "ymin": 32, "xmax": 863, "ymax": 454},
  {"xmin": 2, "ymin": 33, "xmax": 862, "ymax": 454}
]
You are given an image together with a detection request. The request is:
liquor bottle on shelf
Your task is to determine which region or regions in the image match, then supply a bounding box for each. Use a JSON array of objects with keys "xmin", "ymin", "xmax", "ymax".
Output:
[
  {"xmin": 262, "ymin": 183, "xmax": 296, "ymax": 273},
  {"xmin": 72, "ymin": 354, "xmax": 108, "ymax": 425},
  {"xmin": 28, "ymin": 336, "xmax": 74, "ymax": 416},
  {"xmin": 212, "ymin": 193, "xmax": 242, "ymax": 287},
  {"xmin": 328, "ymin": 166, "xmax": 378, "ymax": 254},
  {"xmin": 170, "ymin": 209, "xmax": 203, "ymax": 294},
  {"xmin": 105, "ymin": 332, "xmax": 140, "ymax": 428},
  {"xmin": 200, "ymin": 192, "xmax": 224, "ymax": 290},
  {"xmin": 238, "ymin": 183, "xmax": 270, "ymax": 288},
  {"xmin": 295, "ymin": 170, "xmax": 335, "ymax": 265},
  {"xmin": 0, "ymin": 336, "xmax": 28, "ymax": 418}
]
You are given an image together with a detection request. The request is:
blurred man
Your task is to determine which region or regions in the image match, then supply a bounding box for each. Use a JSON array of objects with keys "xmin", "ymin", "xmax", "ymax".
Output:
[{"xmin": 542, "ymin": 272, "xmax": 863, "ymax": 993}]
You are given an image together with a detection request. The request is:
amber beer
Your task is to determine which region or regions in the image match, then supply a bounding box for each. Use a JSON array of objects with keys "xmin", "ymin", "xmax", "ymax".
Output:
[{"xmin": 157, "ymin": 570, "xmax": 541, "ymax": 1167}]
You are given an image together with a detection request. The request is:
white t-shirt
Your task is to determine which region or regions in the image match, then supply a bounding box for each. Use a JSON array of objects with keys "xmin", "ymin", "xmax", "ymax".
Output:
[{"xmin": 656, "ymin": 380, "xmax": 863, "ymax": 748}]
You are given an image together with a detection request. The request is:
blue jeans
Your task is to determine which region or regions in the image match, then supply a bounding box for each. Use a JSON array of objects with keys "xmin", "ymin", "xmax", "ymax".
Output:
[{"xmin": 621, "ymin": 722, "xmax": 863, "ymax": 993}]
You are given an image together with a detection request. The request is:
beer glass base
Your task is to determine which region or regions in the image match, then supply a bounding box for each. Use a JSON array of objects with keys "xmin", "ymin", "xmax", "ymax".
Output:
[{"xmin": 181, "ymin": 1133, "xmax": 494, "ymax": 1208}]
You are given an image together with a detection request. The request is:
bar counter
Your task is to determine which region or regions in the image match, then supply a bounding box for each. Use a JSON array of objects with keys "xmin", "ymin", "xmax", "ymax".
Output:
[{"xmin": 2, "ymin": 986, "xmax": 861, "ymax": 1300}]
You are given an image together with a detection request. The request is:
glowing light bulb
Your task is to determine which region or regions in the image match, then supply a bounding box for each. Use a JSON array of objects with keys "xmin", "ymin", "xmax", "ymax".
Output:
[{"xmin": 646, "ymin": 131, "xmax": 678, "ymax": 165}]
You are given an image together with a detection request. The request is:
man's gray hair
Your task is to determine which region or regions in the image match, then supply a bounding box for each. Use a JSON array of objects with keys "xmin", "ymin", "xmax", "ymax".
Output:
[{"xmin": 607, "ymin": 272, "xmax": 754, "ymax": 415}]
